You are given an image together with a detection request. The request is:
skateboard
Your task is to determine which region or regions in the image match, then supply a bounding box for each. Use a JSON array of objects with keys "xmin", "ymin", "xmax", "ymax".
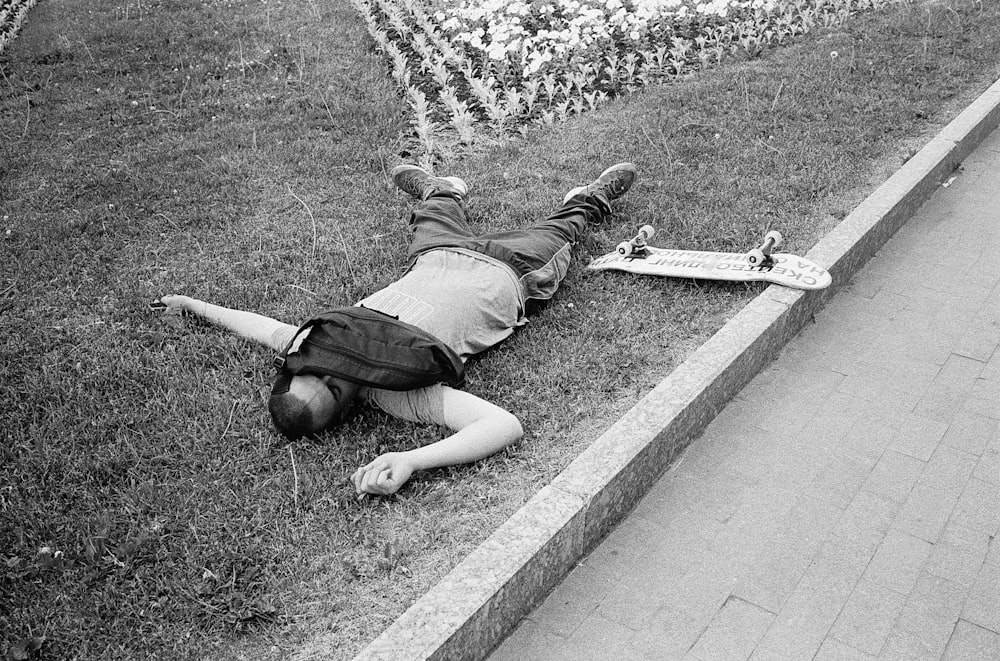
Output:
[{"xmin": 588, "ymin": 227, "xmax": 832, "ymax": 290}]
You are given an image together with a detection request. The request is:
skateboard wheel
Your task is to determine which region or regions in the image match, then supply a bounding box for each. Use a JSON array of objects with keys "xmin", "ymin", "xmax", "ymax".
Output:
[
  {"xmin": 764, "ymin": 230, "xmax": 783, "ymax": 249},
  {"xmin": 747, "ymin": 248, "xmax": 765, "ymax": 266},
  {"xmin": 639, "ymin": 225, "xmax": 655, "ymax": 241},
  {"xmin": 616, "ymin": 241, "xmax": 633, "ymax": 256}
]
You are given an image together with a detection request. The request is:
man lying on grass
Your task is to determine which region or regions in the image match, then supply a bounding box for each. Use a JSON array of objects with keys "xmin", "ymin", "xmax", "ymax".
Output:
[{"xmin": 156, "ymin": 162, "xmax": 636, "ymax": 496}]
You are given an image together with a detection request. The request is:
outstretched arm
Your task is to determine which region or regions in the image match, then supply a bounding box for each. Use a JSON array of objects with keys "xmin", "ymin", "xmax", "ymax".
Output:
[
  {"xmin": 156, "ymin": 294, "xmax": 296, "ymax": 351},
  {"xmin": 352, "ymin": 388, "xmax": 523, "ymax": 496}
]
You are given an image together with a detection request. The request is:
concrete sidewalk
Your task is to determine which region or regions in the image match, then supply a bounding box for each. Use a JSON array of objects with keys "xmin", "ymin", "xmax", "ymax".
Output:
[{"xmin": 489, "ymin": 130, "xmax": 1000, "ymax": 658}]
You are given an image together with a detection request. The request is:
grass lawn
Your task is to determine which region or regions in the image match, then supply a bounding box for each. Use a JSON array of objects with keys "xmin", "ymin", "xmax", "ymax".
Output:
[{"xmin": 1, "ymin": 0, "xmax": 999, "ymax": 658}]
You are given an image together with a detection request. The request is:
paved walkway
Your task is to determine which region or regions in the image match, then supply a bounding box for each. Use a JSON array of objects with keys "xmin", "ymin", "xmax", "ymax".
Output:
[{"xmin": 490, "ymin": 127, "xmax": 1000, "ymax": 661}]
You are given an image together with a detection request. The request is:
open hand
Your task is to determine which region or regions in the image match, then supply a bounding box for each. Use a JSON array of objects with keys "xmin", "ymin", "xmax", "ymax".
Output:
[{"xmin": 352, "ymin": 452, "xmax": 416, "ymax": 496}]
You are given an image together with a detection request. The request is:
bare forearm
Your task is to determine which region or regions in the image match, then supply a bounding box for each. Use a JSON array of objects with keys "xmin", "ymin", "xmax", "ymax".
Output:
[
  {"xmin": 158, "ymin": 294, "xmax": 294, "ymax": 350},
  {"xmin": 406, "ymin": 412, "xmax": 523, "ymax": 472},
  {"xmin": 352, "ymin": 403, "xmax": 523, "ymax": 496}
]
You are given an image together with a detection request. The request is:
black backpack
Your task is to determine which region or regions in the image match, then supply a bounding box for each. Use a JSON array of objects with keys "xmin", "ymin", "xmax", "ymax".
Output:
[{"xmin": 272, "ymin": 306, "xmax": 465, "ymax": 391}]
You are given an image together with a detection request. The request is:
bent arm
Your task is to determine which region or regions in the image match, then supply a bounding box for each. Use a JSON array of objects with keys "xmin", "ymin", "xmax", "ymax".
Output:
[
  {"xmin": 352, "ymin": 388, "xmax": 523, "ymax": 496},
  {"xmin": 157, "ymin": 294, "xmax": 297, "ymax": 351}
]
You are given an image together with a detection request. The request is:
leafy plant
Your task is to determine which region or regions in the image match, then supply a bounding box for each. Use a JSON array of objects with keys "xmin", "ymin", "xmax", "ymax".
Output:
[
  {"xmin": 353, "ymin": 0, "xmax": 923, "ymax": 161},
  {"xmin": 0, "ymin": 0, "xmax": 40, "ymax": 55}
]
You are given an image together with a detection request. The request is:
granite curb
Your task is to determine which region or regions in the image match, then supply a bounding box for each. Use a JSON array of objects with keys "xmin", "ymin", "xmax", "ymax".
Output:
[{"xmin": 329, "ymin": 76, "xmax": 1000, "ymax": 661}]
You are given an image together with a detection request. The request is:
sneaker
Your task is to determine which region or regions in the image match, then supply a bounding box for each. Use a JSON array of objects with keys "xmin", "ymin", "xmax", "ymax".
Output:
[
  {"xmin": 391, "ymin": 164, "xmax": 468, "ymax": 200},
  {"xmin": 563, "ymin": 162, "xmax": 637, "ymax": 204}
]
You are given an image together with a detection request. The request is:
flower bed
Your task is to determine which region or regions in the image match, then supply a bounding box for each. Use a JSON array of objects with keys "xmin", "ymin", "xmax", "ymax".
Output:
[
  {"xmin": 0, "ymin": 0, "xmax": 39, "ymax": 55},
  {"xmin": 350, "ymin": 0, "xmax": 906, "ymax": 159}
]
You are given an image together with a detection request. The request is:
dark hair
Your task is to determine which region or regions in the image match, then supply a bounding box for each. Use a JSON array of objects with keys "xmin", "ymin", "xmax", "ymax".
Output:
[
  {"xmin": 268, "ymin": 388, "xmax": 325, "ymax": 440},
  {"xmin": 268, "ymin": 373, "xmax": 358, "ymax": 440}
]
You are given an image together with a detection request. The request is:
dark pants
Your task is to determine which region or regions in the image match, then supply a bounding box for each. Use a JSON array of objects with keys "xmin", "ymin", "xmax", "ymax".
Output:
[{"xmin": 405, "ymin": 190, "xmax": 611, "ymax": 303}]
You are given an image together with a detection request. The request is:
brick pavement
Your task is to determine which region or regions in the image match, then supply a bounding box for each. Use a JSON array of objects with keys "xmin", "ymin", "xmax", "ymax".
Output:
[{"xmin": 489, "ymin": 127, "xmax": 1000, "ymax": 661}]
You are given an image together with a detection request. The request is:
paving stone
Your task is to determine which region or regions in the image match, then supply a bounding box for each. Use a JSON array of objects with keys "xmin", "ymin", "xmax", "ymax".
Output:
[
  {"xmin": 704, "ymin": 484, "xmax": 800, "ymax": 575},
  {"xmin": 659, "ymin": 554, "xmax": 738, "ymax": 622},
  {"xmin": 961, "ymin": 391, "xmax": 1000, "ymax": 422},
  {"xmin": 838, "ymin": 418, "xmax": 898, "ymax": 471},
  {"xmin": 933, "ymin": 309, "xmax": 986, "ymax": 346},
  {"xmin": 913, "ymin": 354, "xmax": 986, "ymax": 424},
  {"xmin": 963, "ymin": 561, "xmax": 1000, "ymax": 633},
  {"xmin": 971, "ymin": 249, "xmax": 1000, "ymax": 281},
  {"xmin": 592, "ymin": 534, "xmax": 697, "ymax": 633},
  {"xmin": 555, "ymin": 611, "xmax": 647, "ymax": 661},
  {"xmin": 888, "ymin": 414, "xmax": 949, "ymax": 462},
  {"xmin": 978, "ymin": 348, "xmax": 1000, "ymax": 389},
  {"xmin": 953, "ymin": 324, "xmax": 1000, "ymax": 363},
  {"xmin": 879, "ymin": 573, "xmax": 967, "ymax": 661},
  {"xmin": 721, "ymin": 394, "xmax": 805, "ymax": 438},
  {"xmin": 941, "ymin": 409, "xmax": 999, "ymax": 456},
  {"xmin": 986, "ymin": 539, "xmax": 1000, "ymax": 569},
  {"xmin": 890, "ymin": 437, "xmax": 979, "ymax": 545},
  {"xmin": 748, "ymin": 539, "xmax": 872, "ymax": 660},
  {"xmin": 925, "ymin": 523, "xmax": 993, "ymax": 591},
  {"xmin": 942, "ymin": 619, "xmax": 1000, "ymax": 660},
  {"xmin": 861, "ymin": 450, "xmax": 927, "ymax": 504},
  {"xmin": 940, "ymin": 521, "xmax": 993, "ymax": 555},
  {"xmin": 595, "ymin": 571, "xmax": 673, "ymax": 633},
  {"xmin": 635, "ymin": 463, "xmax": 757, "ymax": 526},
  {"xmin": 836, "ymin": 372, "xmax": 922, "ymax": 417},
  {"xmin": 805, "ymin": 454, "xmax": 873, "ymax": 509},
  {"xmin": 628, "ymin": 604, "xmax": 706, "ymax": 660},
  {"xmin": 799, "ymin": 338, "xmax": 878, "ymax": 379},
  {"xmin": 913, "ymin": 445, "xmax": 979, "ymax": 502},
  {"xmin": 527, "ymin": 563, "xmax": 615, "ymax": 637},
  {"xmin": 812, "ymin": 639, "xmax": 877, "ymax": 660},
  {"xmin": 828, "ymin": 579, "xmax": 907, "ymax": 656},
  {"xmin": 841, "ymin": 359, "xmax": 939, "ymax": 397},
  {"xmin": 828, "ymin": 490, "xmax": 899, "ymax": 552},
  {"xmin": 628, "ymin": 512, "xmax": 725, "ymax": 585},
  {"xmin": 949, "ymin": 478, "xmax": 1000, "ymax": 537},
  {"xmin": 854, "ymin": 388, "xmax": 914, "ymax": 432},
  {"xmin": 685, "ymin": 597, "xmax": 774, "ymax": 661},
  {"xmin": 869, "ymin": 289, "xmax": 941, "ymax": 322},
  {"xmin": 972, "ymin": 446, "xmax": 1000, "ymax": 486},
  {"xmin": 862, "ymin": 529, "xmax": 932, "ymax": 595},
  {"xmin": 757, "ymin": 441, "xmax": 829, "ymax": 493},
  {"xmin": 892, "ymin": 481, "xmax": 959, "ymax": 543},
  {"xmin": 870, "ymin": 327, "xmax": 955, "ymax": 371},
  {"xmin": 578, "ymin": 514, "xmax": 663, "ymax": 573},
  {"xmin": 680, "ymin": 424, "xmax": 786, "ymax": 483},
  {"xmin": 732, "ymin": 495, "xmax": 844, "ymax": 614},
  {"xmin": 799, "ymin": 391, "xmax": 876, "ymax": 446},
  {"xmin": 488, "ymin": 618, "xmax": 570, "ymax": 661},
  {"xmin": 723, "ymin": 479, "xmax": 801, "ymax": 530},
  {"xmin": 731, "ymin": 362, "xmax": 846, "ymax": 436},
  {"xmin": 632, "ymin": 505, "xmax": 726, "ymax": 559},
  {"xmin": 929, "ymin": 276, "xmax": 994, "ymax": 312}
]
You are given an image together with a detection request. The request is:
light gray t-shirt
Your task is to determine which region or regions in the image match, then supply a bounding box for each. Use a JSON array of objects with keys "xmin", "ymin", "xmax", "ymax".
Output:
[
  {"xmin": 357, "ymin": 247, "xmax": 526, "ymax": 359},
  {"xmin": 275, "ymin": 248, "xmax": 526, "ymax": 425}
]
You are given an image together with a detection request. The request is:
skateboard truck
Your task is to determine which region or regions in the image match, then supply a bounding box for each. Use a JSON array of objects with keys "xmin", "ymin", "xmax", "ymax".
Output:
[
  {"xmin": 746, "ymin": 230, "xmax": 782, "ymax": 269},
  {"xmin": 616, "ymin": 224, "xmax": 655, "ymax": 257}
]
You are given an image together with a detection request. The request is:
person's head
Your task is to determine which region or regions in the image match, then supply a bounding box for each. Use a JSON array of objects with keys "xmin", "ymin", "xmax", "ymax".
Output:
[{"xmin": 268, "ymin": 373, "xmax": 360, "ymax": 440}]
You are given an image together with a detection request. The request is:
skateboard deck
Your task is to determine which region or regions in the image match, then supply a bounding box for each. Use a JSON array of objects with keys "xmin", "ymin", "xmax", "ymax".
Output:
[{"xmin": 588, "ymin": 228, "xmax": 832, "ymax": 290}]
